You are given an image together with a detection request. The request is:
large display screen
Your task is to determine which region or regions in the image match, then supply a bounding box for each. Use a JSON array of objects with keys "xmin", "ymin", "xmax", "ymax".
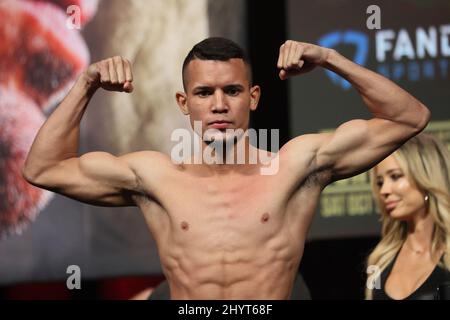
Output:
[{"xmin": 287, "ymin": 0, "xmax": 450, "ymax": 239}]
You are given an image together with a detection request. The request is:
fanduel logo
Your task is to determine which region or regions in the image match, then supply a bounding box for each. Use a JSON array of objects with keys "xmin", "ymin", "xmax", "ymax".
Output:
[
  {"xmin": 318, "ymin": 30, "xmax": 369, "ymax": 90},
  {"xmin": 318, "ymin": 25, "xmax": 450, "ymax": 89}
]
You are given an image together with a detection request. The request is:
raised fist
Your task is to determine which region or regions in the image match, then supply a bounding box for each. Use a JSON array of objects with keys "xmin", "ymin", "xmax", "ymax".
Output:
[
  {"xmin": 277, "ymin": 41, "xmax": 330, "ymax": 80},
  {"xmin": 84, "ymin": 56, "xmax": 134, "ymax": 93}
]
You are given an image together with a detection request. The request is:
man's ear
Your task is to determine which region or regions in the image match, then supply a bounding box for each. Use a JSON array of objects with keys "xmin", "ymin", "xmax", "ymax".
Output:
[
  {"xmin": 176, "ymin": 91, "xmax": 189, "ymax": 115},
  {"xmin": 249, "ymin": 85, "xmax": 261, "ymax": 111}
]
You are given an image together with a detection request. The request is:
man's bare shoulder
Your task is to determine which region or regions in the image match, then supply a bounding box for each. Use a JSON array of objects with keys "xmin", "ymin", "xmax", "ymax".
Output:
[
  {"xmin": 119, "ymin": 150, "xmax": 176, "ymax": 171},
  {"xmin": 120, "ymin": 150, "xmax": 169, "ymax": 161}
]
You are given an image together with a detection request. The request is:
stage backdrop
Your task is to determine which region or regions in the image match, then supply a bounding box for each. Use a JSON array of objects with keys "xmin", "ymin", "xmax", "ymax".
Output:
[
  {"xmin": 287, "ymin": 0, "xmax": 450, "ymax": 239},
  {"xmin": 0, "ymin": 0, "xmax": 247, "ymax": 285}
]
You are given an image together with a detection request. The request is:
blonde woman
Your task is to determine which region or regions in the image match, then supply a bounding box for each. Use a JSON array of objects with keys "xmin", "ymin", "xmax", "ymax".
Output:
[{"xmin": 366, "ymin": 133, "xmax": 450, "ymax": 299}]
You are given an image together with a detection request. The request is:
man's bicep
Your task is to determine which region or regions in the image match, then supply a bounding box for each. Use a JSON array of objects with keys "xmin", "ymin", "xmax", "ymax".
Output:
[
  {"xmin": 37, "ymin": 152, "xmax": 140, "ymax": 206},
  {"xmin": 79, "ymin": 152, "xmax": 140, "ymax": 191},
  {"xmin": 316, "ymin": 118, "xmax": 412, "ymax": 180}
]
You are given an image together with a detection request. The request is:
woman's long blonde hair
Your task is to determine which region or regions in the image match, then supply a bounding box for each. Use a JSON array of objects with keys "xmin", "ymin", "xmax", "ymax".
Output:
[{"xmin": 366, "ymin": 133, "xmax": 450, "ymax": 299}]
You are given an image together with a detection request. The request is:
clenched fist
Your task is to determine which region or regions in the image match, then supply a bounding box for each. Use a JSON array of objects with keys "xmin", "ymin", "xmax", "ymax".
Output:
[
  {"xmin": 83, "ymin": 56, "xmax": 134, "ymax": 93},
  {"xmin": 277, "ymin": 41, "xmax": 330, "ymax": 80}
]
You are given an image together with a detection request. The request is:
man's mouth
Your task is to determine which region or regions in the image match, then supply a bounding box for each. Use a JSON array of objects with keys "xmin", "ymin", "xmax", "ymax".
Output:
[{"xmin": 208, "ymin": 121, "xmax": 232, "ymax": 129}]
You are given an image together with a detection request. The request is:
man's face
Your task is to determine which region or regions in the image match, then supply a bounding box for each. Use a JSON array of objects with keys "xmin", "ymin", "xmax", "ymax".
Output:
[{"xmin": 176, "ymin": 58, "xmax": 260, "ymax": 143}]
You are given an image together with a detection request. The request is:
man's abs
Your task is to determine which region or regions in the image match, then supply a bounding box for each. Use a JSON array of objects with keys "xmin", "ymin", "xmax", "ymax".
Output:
[
  {"xmin": 157, "ymin": 212, "xmax": 303, "ymax": 299},
  {"xmin": 133, "ymin": 161, "xmax": 320, "ymax": 299}
]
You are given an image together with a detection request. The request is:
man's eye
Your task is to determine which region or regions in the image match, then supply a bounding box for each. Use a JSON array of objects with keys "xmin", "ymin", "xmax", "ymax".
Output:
[
  {"xmin": 226, "ymin": 88, "xmax": 239, "ymax": 96},
  {"xmin": 197, "ymin": 91, "xmax": 211, "ymax": 97}
]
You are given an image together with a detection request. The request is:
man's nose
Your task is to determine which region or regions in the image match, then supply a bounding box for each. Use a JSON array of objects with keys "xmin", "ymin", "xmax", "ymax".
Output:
[{"xmin": 211, "ymin": 91, "xmax": 228, "ymax": 113}]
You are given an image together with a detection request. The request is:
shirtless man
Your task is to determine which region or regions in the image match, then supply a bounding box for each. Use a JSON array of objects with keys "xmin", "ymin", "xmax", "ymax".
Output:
[{"xmin": 22, "ymin": 37, "xmax": 430, "ymax": 299}]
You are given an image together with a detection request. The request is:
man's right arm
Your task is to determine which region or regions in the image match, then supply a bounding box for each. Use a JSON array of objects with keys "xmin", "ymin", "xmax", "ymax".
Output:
[{"xmin": 22, "ymin": 56, "xmax": 141, "ymax": 207}]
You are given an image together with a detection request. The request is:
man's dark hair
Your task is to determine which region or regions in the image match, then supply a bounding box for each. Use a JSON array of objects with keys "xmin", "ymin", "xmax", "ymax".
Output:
[{"xmin": 182, "ymin": 37, "xmax": 252, "ymax": 90}]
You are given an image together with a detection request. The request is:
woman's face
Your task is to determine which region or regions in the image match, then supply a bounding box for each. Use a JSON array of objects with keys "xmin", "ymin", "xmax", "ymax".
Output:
[{"xmin": 374, "ymin": 155, "xmax": 427, "ymax": 220}]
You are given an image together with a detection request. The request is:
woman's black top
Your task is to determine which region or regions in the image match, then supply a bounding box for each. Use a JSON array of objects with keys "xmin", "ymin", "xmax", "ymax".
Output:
[{"xmin": 373, "ymin": 253, "xmax": 450, "ymax": 300}]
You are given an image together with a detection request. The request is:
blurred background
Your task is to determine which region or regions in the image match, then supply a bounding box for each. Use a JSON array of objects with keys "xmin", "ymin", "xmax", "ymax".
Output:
[{"xmin": 1, "ymin": 0, "xmax": 449, "ymax": 299}]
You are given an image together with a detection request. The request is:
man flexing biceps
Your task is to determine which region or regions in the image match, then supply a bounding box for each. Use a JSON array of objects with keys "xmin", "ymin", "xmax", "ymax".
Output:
[{"xmin": 23, "ymin": 37, "xmax": 430, "ymax": 299}]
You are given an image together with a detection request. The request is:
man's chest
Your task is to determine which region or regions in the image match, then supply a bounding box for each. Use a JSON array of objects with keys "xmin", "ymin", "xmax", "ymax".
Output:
[
  {"xmin": 137, "ymin": 159, "xmax": 321, "ymax": 239},
  {"xmin": 145, "ymin": 174, "xmax": 291, "ymax": 240}
]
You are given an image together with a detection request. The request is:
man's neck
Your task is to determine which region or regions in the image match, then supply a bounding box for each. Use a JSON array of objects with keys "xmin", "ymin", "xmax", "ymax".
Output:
[
  {"xmin": 200, "ymin": 137, "xmax": 259, "ymax": 174},
  {"xmin": 180, "ymin": 134, "xmax": 277, "ymax": 176}
]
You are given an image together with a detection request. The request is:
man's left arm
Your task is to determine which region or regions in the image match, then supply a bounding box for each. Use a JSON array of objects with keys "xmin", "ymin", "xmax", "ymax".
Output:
[{"xmin": 279, "ymin": 41, "xmax": 431, "ymax": 181}]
